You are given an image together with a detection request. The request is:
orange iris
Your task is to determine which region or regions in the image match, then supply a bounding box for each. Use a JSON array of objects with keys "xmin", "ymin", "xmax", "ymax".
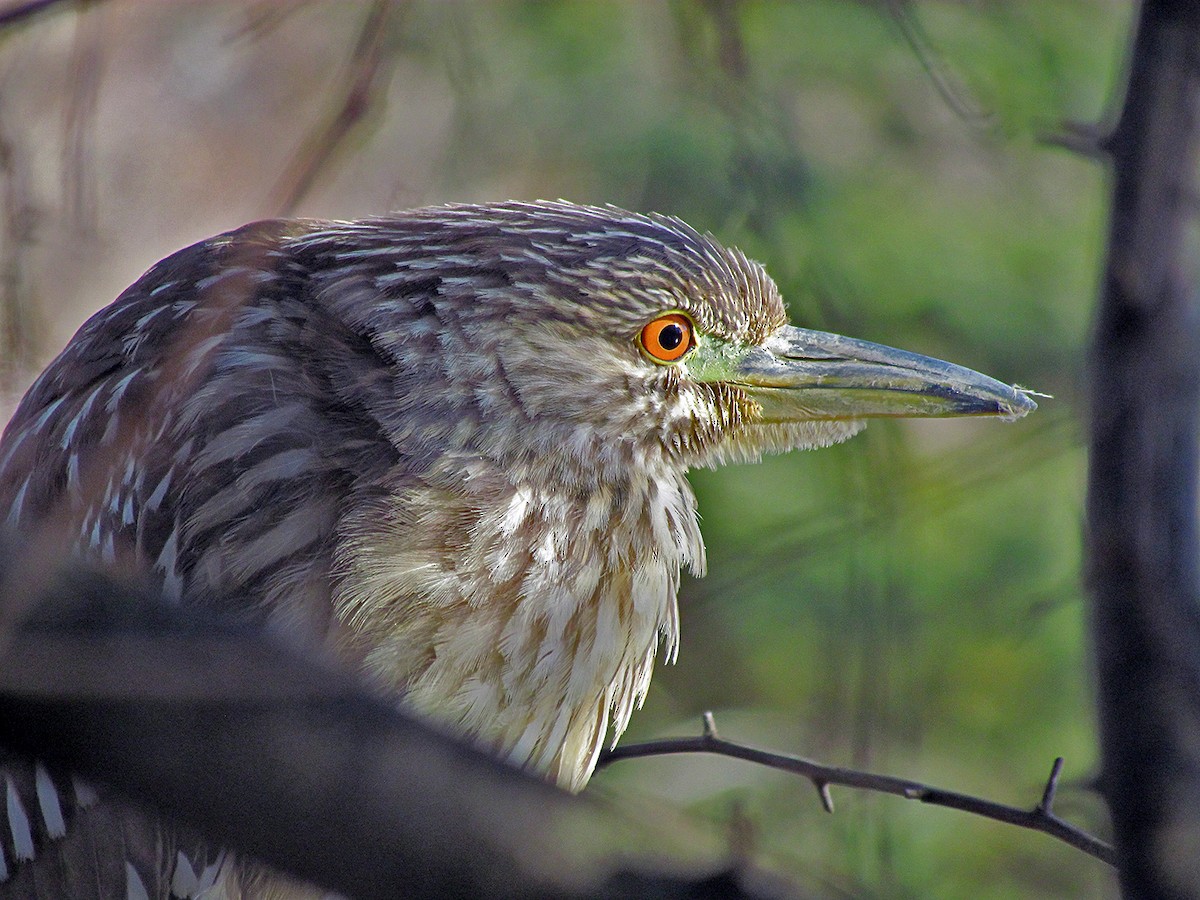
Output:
[{"xmin": 640, "ymin": 313, "xmax": 694, "ymax": 363}]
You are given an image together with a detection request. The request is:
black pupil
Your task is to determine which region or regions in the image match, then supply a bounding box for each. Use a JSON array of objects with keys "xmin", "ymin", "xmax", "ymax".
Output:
[{"xmin": 659, "ymin": 323, "xmax": 684, "ymax": 351}]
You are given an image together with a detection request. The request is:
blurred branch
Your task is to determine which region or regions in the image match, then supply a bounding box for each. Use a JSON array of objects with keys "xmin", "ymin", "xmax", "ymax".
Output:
[
  {"xmin": 0, "ymin": 96, "xmax": 41, "ymax": 396},
  {"xmin": 270, "ymin": 0, "xmax": 399, "ymax": 214},
  {"xmin": 61, "ymin": 0, "xmax": 103, "ymax": 230},
  {"xmin": 698, "ymin": 0, "xmax": 748, "ymax": 81},
  {"xmin": 0, "ymin": 0, "xmax": 73, "ymax": 29},
  {"xmin": 880, "ymin": 0, "xmax": 993, "ymax": 128},
  {"xmin": 1086, "ymin": 0, "xmax": 1200, "ymax": 896},
  {"xmin": 598, "ymin": 712, "xmax": 1115, "ymax": 867},
  {"xmin": 0, "ymin": 0, "xmax": 99, "ymax": 394},
  {"xmin": 0, "ymin": 546, "xmax": 785, "ymax": 900},
  {"xmin": 234, "ymin": 0, "xmax": 317, "ymax": 43},
  {"xmin": 1039, "ymin": 119, "xmax": 1110, "ymax": 161}
]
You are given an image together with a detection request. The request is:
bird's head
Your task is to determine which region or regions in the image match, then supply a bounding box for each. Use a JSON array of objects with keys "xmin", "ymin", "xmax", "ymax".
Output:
[{"xmin": 322, "ymin": 201, "xmax": 1034, "ymax": 485}]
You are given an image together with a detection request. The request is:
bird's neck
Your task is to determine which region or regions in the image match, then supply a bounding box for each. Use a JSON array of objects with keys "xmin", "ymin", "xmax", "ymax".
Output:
[{"xmin": 331, "ymin": 454, "xmax": 704, "ymax": 790}]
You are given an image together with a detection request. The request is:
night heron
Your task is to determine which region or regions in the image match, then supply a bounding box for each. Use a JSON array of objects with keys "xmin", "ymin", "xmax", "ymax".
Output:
[{"xmin": 0, "ymin": 201, "xmax": 1034, "ymax": 897}]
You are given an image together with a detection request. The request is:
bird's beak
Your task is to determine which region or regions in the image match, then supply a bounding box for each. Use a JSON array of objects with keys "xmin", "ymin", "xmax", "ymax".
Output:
[{"xmin": 694, "ymin": 325, "xmax": 1037, "ymax": 422}]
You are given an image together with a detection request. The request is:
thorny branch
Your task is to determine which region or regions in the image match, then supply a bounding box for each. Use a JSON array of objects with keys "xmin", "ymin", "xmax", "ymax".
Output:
[{"xmin": 598, "ymin": 712, "xmax": 1115, "ymax": 867}]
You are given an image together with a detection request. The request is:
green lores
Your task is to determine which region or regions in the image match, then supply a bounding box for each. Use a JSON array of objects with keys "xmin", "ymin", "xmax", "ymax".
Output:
[{"xmin": 685, "ymin": 325, "xmax": 1038, "ymax": 423}]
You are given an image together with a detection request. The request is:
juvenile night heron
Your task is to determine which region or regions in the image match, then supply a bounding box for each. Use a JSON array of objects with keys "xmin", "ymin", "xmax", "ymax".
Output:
[{"xmin": 0, "ymin": 201, "xmax": 1033, "ymax": 897}]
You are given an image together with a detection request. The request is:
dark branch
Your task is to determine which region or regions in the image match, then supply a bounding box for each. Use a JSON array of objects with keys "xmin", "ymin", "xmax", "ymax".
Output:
[
  {"xmin": 0, "ymin": 0, "xmax": 80, "ymax": 29},
  {"xmin": 0, "ymin": 550, "xmax": 781, "ymax": 900},
  {"xmin": 1039, "ymin": 120, "xmax": 1111, "ymax": 161},
  {"xmin": 1038, "ymin": 757, "xmax": 1065, "ymax": 815},
  {"xmin": 598, "ymin": 713, "xmax": 1115, "ymax": 867},
  {"xmin": 1086, "ymin": 0, "xmax": 1200, "ymax": 895},
  {"xmin": 0, "ymin": 0, "xmax": 66, "ymax": 28}
]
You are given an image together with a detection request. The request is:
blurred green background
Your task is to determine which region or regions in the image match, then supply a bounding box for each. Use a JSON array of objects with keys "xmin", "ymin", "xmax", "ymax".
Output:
[{"xmin": 0, "ymin": 1, "xmax": 1129, "ymax": 896}]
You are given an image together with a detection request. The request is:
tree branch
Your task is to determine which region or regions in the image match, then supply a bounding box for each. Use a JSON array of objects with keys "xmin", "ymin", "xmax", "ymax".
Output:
[
  {"xmin": 0, "ymin": 0, "xmax": 73, "ymax": 29},
  {"xmin": 1086, "ymin": 1, "xmax": 1200, "ymax": 895},
  {"xmin": 598, "ymin": 712, "xmax": 1115, "ymax": 867},
  {"xmin": 880, "ymin": 0, "xmax": 993, "ymax": 128},
  {"xmin": 269, "ymin": 0, "xmax": 398, "ymax": 214},
  {"xmin": 0, "ymin": 549, "xmax": 781, "ymax": 900},
  {"xmin": 1039, "ymin": 119, "xmax": 1112, "ymax": 161}
]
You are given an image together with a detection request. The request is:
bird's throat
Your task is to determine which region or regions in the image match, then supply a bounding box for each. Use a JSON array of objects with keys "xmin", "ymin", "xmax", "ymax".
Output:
[{"xmin": 331, "ymin": 457, "xmax": 704, "ymax": 790}]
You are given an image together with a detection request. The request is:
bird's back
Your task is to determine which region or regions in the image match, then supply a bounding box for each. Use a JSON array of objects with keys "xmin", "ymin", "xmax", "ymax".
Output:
[
  {"xmin": 0, "ymin": 219, "xmax": 396, "ymax": 898},
  {"xmin": 2, "ymin": 219, "xmax": 394, "ymax": 631}
]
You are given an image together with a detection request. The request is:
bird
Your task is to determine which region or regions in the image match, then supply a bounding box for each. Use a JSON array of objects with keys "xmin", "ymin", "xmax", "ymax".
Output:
[{"xmin": 0, "ymin": 200, "xmax": 1034, "ymax": 898}]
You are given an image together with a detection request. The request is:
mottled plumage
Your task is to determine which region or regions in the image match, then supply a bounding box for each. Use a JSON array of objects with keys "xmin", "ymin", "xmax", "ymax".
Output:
[{"xmin": 0, "ymin": 201, "xmax": 1033, "ymax": 898}]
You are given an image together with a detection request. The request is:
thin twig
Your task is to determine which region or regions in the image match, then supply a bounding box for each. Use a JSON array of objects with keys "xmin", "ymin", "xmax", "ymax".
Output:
[
  {"xmin": 597, "ymin": 713, "xmax": 1115, "ymax": 867},
  {"xmin": 1038, "ymin": 756, "xmax": 1064, "ymax": 814}
]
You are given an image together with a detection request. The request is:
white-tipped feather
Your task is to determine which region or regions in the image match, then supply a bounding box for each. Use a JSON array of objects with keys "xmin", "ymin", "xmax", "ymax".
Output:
[
  {"xmin": 34, "ymin": 763, "xmax": 65, "ymax": 840},
  {"xmin": 5, "ymin": 776, "xmax": 33, "ymax": 863}
]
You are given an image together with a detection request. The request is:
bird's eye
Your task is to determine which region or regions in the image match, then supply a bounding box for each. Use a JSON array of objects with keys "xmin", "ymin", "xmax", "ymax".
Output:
[{"xmin": 640, "ymin": 313, "xmax": 694, "ymax": 364}]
